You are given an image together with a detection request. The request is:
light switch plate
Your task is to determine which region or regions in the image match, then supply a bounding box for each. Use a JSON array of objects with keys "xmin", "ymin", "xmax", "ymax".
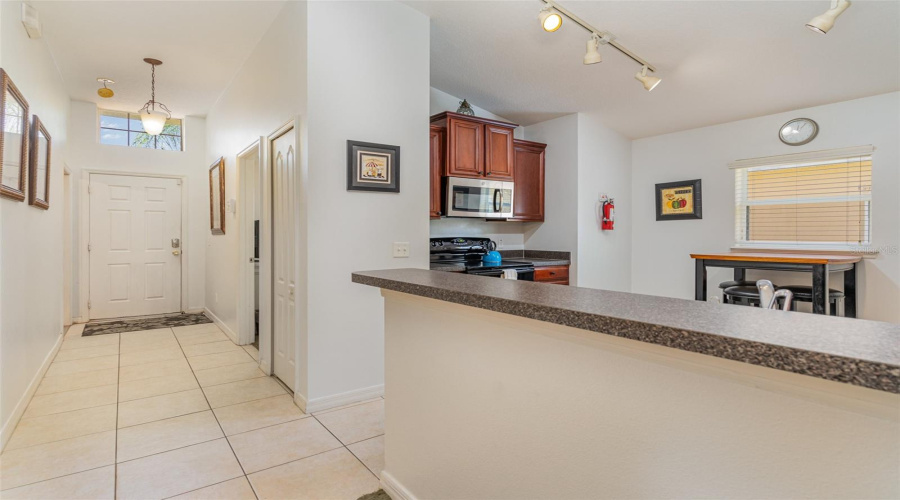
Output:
[{"xmin": 392, "ymin": 242, "xmax": 410, "ymax": 258}]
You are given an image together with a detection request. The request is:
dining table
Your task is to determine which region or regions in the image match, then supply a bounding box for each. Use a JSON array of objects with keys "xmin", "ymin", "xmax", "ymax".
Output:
[{"xmin": 690, "ymin": 252, "xmax": 862, "ymax": 317}]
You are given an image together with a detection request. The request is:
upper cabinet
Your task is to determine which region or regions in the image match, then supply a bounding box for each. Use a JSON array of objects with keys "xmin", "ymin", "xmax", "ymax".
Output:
[
  {"xmin": 431, "ymin": 112, "xmax": 517, "ymax": 181},
  {"xmin": 510, "ymin": 139, "xmax": 546, "ymax": 222},
  {"xmin": 429, "ymin": 125, "xmax": 444, "ymax": 219}
]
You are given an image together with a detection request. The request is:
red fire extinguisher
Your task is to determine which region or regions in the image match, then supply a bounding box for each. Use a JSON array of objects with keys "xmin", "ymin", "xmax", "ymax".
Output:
[{"xmin": 601, "ymin": 198, "xmax": 615, "ymax": 231}]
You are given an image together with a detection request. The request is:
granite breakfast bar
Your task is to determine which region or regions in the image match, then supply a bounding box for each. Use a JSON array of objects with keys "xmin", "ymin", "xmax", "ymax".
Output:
[{"xmin": 353, "ymin": 268, "xmax": 900, "ymax": 499}]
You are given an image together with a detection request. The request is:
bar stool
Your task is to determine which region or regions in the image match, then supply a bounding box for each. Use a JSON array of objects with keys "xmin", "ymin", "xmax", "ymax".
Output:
[
  {"xmin": 722, "ymin": 285, "xmax": 765, "ymax": 306},
  {"xmin": 778, "ymin": 285, "xmax": 846, "ymax": 317},
  {"xmin": 719, "ymin": 280, "xmax": 757, "ymax": 304}
]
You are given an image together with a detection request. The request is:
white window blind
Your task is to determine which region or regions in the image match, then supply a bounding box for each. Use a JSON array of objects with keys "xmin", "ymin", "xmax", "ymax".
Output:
[{"xmin": 732, "ymin": 146, "xmax": 873, "ymax": 248}]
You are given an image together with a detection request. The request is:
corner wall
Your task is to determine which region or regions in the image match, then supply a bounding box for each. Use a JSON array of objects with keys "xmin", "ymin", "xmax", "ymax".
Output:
[
  {"xmin": 306, "ymin": 0, "xmax": 430, "ymax": 403},
  {"xmin": 0, "ymin": 0, "xmax": 71, "ymax": 444},
  {"xmin": 631, "ymin": 93, "xmax": 900, "ymax": 322}
]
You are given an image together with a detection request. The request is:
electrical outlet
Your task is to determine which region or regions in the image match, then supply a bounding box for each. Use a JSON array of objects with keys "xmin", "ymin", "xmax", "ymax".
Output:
[
  {"xmin": 392, "ymin": 242, "xmax": 410, "ymax": 258},
  {"xmin": 498, "ymin": 238, "xmax": 504, "ymax": 248}
]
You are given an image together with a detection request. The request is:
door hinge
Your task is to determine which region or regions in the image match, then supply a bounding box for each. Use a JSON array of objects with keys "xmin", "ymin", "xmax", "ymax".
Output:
[
  {"xmin": 88, "ymin": 243, "xmax": 92, "ymax": 252},
  {"xmin": 88, "ymin": 184, "xmax": 91, "ymax": 194},
  {"xmin": 87, "ymin": 300, "xmax": 92, "ymax": 309}
]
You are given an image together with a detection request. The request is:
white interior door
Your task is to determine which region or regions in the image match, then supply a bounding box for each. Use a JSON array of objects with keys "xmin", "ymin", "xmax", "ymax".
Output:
[
  {"xmin": 89, "ymin": 174, "xmax": 182, "ymax": 319},
  {"xmin": 272, "ymin": 128, "xmax": 297, "ymax": 390}
]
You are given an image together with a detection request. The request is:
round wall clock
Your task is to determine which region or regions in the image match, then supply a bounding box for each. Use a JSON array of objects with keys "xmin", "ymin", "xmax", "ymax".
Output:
[{"xmin": 779, "ymin": 118, "xmax": 819, "ymax": 146}]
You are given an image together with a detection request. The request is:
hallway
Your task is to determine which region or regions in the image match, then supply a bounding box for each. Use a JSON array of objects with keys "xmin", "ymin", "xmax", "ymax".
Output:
[{"xmin": 0, "ymin": 323, "xmax": 384, "ymax": 499}]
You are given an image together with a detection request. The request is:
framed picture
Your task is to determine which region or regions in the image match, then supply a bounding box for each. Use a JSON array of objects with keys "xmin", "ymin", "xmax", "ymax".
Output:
[
  {"xmin": 209, "ymin": 157, "xmax": 225, "ymax": 235},
  {"xmin": 1, "ymin": 68, "xmax": 29, "ymax": 201},
  {"xmin": 347, "ymin": 140, "xmax": 400, "ymax": 193},
  {"xmin": 655, "ymin": 179, "xmax": 702, "ymax": 221},
  {"xmin": 29, "ymin": 115, "xmax": 50, "ymax": 209}
]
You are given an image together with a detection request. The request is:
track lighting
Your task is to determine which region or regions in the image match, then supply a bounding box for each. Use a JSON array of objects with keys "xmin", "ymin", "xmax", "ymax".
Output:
[
  {"xmin": 634, "ymin": 65, "xmax": 661, "ymax": 92},
  {"xmin": 539, "ymin": 6, "xmax": 562, "ymax": 32},
  {"xmin": 806, "ymin": 0, "xmax": 851, "ymax": 34},
  {"xmin": 583, "ymin": 35, "xmax": 602, "ymax": 65}
]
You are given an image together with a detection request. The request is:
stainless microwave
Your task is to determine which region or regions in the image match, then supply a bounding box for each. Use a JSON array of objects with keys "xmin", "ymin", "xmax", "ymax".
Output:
[{"xmin": 445, "ymin": 177, "xmax": 514, "ymax": 219}]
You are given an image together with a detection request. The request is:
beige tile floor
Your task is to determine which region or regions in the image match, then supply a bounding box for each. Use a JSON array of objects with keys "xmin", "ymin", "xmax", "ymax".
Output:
[{"xmin": 0, "ymin": 323, "xmax": 384, "ymax": 500}]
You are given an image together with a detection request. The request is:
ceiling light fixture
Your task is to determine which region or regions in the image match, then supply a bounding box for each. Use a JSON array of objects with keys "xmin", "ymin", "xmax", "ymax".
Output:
[
  {"xmin": 806, "ymin": 0, "xmax": 851, "ymax": 34},
  {"xmin": 537, "ymin": 0, "xmax": 660, "ymax": 91},
  {"xmin": 539, "ymin": 6, "xmax": 563, "ymax": 32},
  {"xmin": 96, "ymin": 78, "xmax": 115, "ymax": 98},
  {"xmin": 137, "ymin": 58, "xmax": 172, "ymax": 136},
  {"xmin": 583, "ymin": 35, "xmax": 602, "ymax": 65},
  {"xmin": 634, "ymin": 65, "xmax": 661, "ymax": 92}
]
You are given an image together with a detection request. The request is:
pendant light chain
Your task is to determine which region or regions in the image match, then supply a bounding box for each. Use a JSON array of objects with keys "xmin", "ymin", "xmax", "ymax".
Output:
[{"xmin": 150, "ymin": 63, "xmax": 156, "ymax": 111}]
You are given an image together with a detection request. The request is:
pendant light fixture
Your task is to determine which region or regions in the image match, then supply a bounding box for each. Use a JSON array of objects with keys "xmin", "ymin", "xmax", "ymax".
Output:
[
  {"xmin": 806, "ymin": 0, "xmax": 851, "ymax": 34},
  {"xmin": 137, "ymin": 58, "xmax": 171, "ymax": 136},
  {"xmin": 536, "ymin": 0, "xmax": 661, "ymax": 91},
  {"xmin": 96, "ymin": 78, "xmax": 115, "ymax": 98}
]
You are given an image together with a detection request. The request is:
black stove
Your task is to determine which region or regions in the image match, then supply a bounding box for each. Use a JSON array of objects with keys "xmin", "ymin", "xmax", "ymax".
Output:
[{"xmin": 430, "ymin": 237, "xmax": 535, "ymax": 280}]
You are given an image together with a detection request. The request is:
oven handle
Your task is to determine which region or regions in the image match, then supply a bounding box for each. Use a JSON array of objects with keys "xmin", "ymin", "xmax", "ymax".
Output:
[{"xmin": 493, "ymin": 189, "xmax": 501, "ymax": 212}]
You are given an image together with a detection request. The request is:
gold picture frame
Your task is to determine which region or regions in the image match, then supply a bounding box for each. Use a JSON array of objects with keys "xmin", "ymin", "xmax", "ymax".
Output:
[
  {"xmin": 209, "ymin": 157, "xmax": 225, "ymax": 235},
  {"xmin": 1, "ymin": 68, "xmax": 30, "ymax": 201},
  {"xmin": 29, "ymin": 115, "xmax": 51, "ymax": 210}
]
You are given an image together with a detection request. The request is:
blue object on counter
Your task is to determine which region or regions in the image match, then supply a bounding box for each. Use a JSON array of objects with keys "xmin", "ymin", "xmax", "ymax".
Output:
[{"xmin": 483, "ymin": 251, "xmax": 502, "ymax": 263}]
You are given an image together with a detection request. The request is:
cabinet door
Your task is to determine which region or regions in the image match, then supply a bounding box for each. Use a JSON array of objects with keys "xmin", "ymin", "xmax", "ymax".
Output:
[
  {"xmin": 429, "ymin": 126, "xmax": 444, "ymax": 219},
  {"xmin": 484, "ymin": 125, "xmax": 515, "ymax": 180},
  {"xmin": 511, "ymin": 142, "xmax": 545, "ymax": 221},
  {"xmin": 446, "ymin": 118, "xmax": 484, "ymax": 178}
]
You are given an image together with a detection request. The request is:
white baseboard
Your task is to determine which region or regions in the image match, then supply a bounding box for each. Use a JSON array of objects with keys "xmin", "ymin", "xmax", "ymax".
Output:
[
  {"xmin": 73, "ymin": 317, "xmax": 86, "ymax": 324},
  {"xmin": 381, "ymin": 471, "xmax": 416, "ymax": 500},
  {"xmin": 305, "ymin": 384, "xmax": 384, "ymax": 414},
  {"xmin": 203, "ymin": 307, "xmax": 238, "ymax": 344},
  {"xmin": 184, "ymin": 307, "xmax": 205, "ymax": 314},
  {"xmin": 294, "ymin": 391, "xmax": 308, "ymax": 414},
  {"xmin": 1, "ymin": 330, "xmax": 65, "ymax": 452}
]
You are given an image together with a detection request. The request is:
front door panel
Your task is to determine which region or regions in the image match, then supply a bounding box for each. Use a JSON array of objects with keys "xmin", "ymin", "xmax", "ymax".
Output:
[{"xmin": 272, "ymin": 128, "xmax": 297, "ymax": 391}]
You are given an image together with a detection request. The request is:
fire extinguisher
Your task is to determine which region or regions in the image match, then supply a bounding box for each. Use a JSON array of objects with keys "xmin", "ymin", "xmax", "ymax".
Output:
[{"xmin": 601, "ymin": 198, "xmax": 615, "ymax": 230}]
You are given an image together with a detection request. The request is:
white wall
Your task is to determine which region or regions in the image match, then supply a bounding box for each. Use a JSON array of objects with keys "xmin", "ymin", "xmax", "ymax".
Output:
[
  {"xmin": 66, "ymin": 101, "xmax": 208, "ymax": 317},
  {"xmin": 306, "ymin": 0, "xmax": 430, "ymax": 403},
  {"xmin": 382, "ymin": 292, "xmax": 899, "ymax": 499},
  {"xmin": 203, "ymin": 0, "xmax": 307, "ymax": 350},
  {"xmin": 577, "ymin": 114, "xmax": 632, "ymax": 292},
  {"xmin": 631, "ymin": 93, "xmax": 900, "ymax": 322},
  {"xmin": 522, "ymin": 114, "xmax": 579, "ymax": 282},
  {"xmin": 0, "ymin": 0, "xmax": 71, "ymax": 444}
]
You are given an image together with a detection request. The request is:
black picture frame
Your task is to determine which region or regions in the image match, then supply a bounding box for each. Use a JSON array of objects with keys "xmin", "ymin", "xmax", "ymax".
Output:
[
  {"xmin": 347, "ymin": 140, "xmax": 400, "ymax": 193},
  {"xmin": 655, "ymin": 179, "xmax": 702, "ymax": 221}
]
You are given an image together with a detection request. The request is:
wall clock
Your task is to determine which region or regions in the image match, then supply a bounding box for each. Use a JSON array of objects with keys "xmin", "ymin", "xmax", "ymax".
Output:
[{"xmin": 779, "ymin": 118, "xmax": 818, "ymax": 146}]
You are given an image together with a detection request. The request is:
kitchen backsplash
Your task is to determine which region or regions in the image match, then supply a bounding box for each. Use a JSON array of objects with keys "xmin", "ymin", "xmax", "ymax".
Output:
[{"xmin": 430, "ymin": 218, "xmax": 528, "ymax": 250}]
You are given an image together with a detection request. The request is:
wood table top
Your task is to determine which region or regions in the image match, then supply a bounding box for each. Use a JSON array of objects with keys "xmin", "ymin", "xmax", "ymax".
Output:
[{"xmin": 690, "ymin": 252, "xmax": 862, "ymax": 265}]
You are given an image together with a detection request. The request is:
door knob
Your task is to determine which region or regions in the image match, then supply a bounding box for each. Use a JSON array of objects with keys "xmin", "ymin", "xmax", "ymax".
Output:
[{"xmin": 172, "ymin": 250, "xmax": 181, "ymax": 256}]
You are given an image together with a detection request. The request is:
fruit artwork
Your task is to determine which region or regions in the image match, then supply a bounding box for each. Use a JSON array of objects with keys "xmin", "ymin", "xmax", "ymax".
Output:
[{"xmin": 664, "ymin": 192, "xmax": 688, "ymax": 211}]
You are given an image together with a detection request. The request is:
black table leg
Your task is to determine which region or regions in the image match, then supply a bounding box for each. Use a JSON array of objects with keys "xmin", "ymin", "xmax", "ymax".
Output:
[
  {"xmin": 695, "ymin": 259, "xmax": 707, "ymax": 301},
  {"xmin": 734, "ymin": 268, "xmax": 746, "ymax": 282},
  {"xmin": 812, "ymin": 264, "xmax": 830, "ymax": 315},
  {"xmin": 844, "ymin": 264, "xmax": 857, "ymax": 318}
]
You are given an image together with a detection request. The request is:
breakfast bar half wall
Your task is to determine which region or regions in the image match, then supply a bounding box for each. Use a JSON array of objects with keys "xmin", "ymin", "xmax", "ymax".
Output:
[{"xmin": 353, "ymin": 268, "xmax": 899, "ymax": 499}]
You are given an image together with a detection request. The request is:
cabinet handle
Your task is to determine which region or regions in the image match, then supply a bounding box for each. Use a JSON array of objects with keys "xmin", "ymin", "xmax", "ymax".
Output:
[{"xmin": 550, "ymin": 272, "xmax": 556, "ymax": 275}]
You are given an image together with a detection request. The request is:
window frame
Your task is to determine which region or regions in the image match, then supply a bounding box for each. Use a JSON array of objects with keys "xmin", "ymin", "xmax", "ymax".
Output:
[
  {"xmin": 730, "ymin": 146, "xmax": 874, "ymax": 252},
  {"xmin": 98, "ymin": 109, "xmax": 184, "ymax": 151}
]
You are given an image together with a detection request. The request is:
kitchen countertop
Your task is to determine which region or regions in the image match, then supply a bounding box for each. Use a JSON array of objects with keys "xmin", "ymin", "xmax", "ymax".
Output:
[{"xmin": 352, "ymin": 268, "xmax": 900, "ymax": 394}]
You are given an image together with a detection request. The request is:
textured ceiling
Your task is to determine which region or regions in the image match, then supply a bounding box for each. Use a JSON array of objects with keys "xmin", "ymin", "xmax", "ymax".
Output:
[
  {"xmin": 35, "ymin": 1, "xmax": 286, "ymax": 117},
  {"xmin": 410, "ymin": 0, "xmax": 900, "ymax": 138}
]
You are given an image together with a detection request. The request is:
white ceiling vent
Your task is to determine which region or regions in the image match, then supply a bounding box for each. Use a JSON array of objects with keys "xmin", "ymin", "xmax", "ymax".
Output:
[{"xmin": 21, "ymin": 3, "xmax": 42, "ymax": 39}]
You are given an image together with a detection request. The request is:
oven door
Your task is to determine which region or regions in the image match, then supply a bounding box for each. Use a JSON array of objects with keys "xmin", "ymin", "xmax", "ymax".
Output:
[
  {"xmin": 445, "ymin": 177, "xmax": 514, "ymax": 218},
  {"xmin": 467, "ymin": 267, "xmax": 535, "ymax": 281}
]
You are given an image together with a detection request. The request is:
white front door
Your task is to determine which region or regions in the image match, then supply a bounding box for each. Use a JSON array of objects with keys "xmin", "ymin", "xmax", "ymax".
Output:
[
  {"xmin": 89, "ymin": 174, "xmax": 182, "ymax": 319},
  {"xmin": 271, "ymin": 127, "xmax": 297, "ymax": 391}
]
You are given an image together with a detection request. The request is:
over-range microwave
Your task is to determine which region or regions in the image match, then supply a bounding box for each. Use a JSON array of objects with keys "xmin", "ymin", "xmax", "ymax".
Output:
[{"xmin": 445, "ymin": 177, "xmax": 514, "ymax": 219}]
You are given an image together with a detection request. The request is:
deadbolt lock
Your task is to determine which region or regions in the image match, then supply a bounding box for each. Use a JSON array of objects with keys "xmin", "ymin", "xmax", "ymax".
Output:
[{"xmin": 171, "ymin": 238, "xmax": 181, "ymax": 248}]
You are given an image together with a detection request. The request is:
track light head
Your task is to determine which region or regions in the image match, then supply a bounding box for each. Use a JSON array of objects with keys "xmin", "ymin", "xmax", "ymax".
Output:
[
  {"xmin": 539, "ymin": 6, "xmax": 562, "ymax": 32},
  {"xmin": 806, "ymin": 0, "xmax": 851, "ymax": 34},
  {"xmin": 583, "ymin": 35, "xmax": 602, "ymax": 65},
  {"xmin": 634, "ymin": 65, "xmax": 661, "ymax": 91}
]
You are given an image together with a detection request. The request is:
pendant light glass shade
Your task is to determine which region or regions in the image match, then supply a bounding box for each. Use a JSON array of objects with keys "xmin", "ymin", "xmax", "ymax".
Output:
[
  {"xmin": 141, "ymin": 110, "xmax": 168, "ymax": 136},
  {"xmin": 539, "ymin": 8, "xmax": 562, "ymax": 32}
]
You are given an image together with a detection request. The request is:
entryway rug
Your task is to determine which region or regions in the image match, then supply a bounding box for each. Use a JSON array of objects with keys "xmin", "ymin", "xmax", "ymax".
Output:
[
  {"xmin": 358, "ymin": 490, "xmax": 390, "ymax": 500},
  {"xmin": 82, "ymin": 313, "xmax": 212, "ymax": 336}
]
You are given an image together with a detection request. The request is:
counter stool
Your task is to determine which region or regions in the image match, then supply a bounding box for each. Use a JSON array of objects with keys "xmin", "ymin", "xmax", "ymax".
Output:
[
  {"xmin": 778, "ymin": 285, "xmax": 846, "ymax": 317},
  {"xmin": 719, "ymin": 280, "xmax": 758, "ymax": 304},
  {"xmin": 722, "ymin": 285, "xmax": 765, "ymax": 306}
]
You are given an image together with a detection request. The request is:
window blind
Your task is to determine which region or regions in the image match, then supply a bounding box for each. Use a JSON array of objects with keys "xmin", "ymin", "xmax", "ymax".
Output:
[{"xmin": 734, "ymin": 150, "xmax": 872, "ymax": 247}]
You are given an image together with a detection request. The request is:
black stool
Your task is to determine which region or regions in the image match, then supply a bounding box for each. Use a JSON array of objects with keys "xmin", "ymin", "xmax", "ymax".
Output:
[
  {"xmin": 718, "ymin": 280, "xmax": 756, "ymax": 290},
  {"xmin": 778, "ymin": 285, "xmax": 845, "ymax": 316},
  {"xmin": 722, "ymin": 285, "xmax": 765, "ymax": 306}
]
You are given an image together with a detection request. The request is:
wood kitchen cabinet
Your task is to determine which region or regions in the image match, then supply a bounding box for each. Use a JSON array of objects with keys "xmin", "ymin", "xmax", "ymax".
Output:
[
  {"xmin": 534, "ymin": 265, "xmax": 569, "ymax": 285},
  {"xmin": 430, "ymin": 112, "xmax": 517, "ymax": 181},
  {"xmin": 510, "ymin": 139, "xmax": 546, "ymax": 222},
  {"xmin": 429, "ymin": 126, "xmax": 444, "ymax": 219}
]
